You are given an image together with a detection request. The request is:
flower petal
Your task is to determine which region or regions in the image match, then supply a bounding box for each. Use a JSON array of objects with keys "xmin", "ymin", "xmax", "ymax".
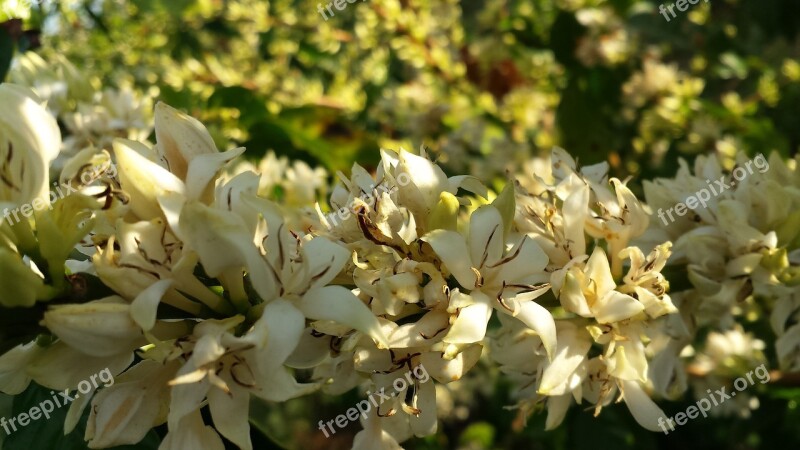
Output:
[
  {"xmin": 184, "ymin": 148, "xmax": 245, "ymax": 202},
  {"xmin": 539, "ymin": 325, "xmax": 591, "ymax": 394},
  {"xmin": 585, "ymin": 247, "xmax": 616, "ymax": 299},
  {"xmin": 303, "ymin": 237, "xmax": 351, "ymax": 291},
  {"xmin": 131, "ymin": 279, "xmax": 173, "ymax": 331},
  {"xmin": 43, "ymin": 299, "xmax": 143, "ymax": 357},
  {"xmin": 154, "ymin": 102, "xmax": 218, "ymax": 180},
  {"xmin": 422, "ymin": 230, "xmax": 476, "ymax": 288},
  {"xmin": 208, "ymin": 382, "xmax": 252, "ymax": 450},
  {"xmin": 468, "ymin": 206, "xmax": 504, "ymax": 269},
  {"xmin": 299, "ymin": 286, "xmax": 388, "ymax": 348},
  {"xmin": 593, "ymin": 291, "xmax": 644, "ymax": 324},
  {"xmin": 621, "ymin": 379, "xmax": 669, "ymax": 432},
  {"xmin": 159, "ymin": 410, "xmax": 225, "ymax": 450},
  {"xmin": 510, "ymin": 300, "xmax": 558, "ymax": 361},
  {"xmin": 114, "ymin": 139, "xmax": 185, "ymax": 220},
  {"xmin": 443, "ymin": 291, "xmax": 493, "ymax": 345}
]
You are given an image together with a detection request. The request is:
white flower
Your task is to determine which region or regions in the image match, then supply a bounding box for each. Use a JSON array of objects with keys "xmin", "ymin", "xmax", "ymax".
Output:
[
  {"xmin": 165, "ymin": 302, "xmax": 318, "ymax": 450},
  {"xmin": 0, "ymin": 84, "xmax": 60, "ymax": 206},
  {"xmin": 86, "ymin": 359, "xmax": 178, "ymax": 448},
  {"xmin": 423, "ymin": 204, "xmax": 555, "ymax": 357}
]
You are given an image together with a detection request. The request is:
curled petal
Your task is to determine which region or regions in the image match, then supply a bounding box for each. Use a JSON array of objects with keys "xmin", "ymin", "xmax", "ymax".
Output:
[
  {"xmin": 507, "ymin": 300, "xmax": 558, "ymax": 361},
  {"xmin": 299, "ymin": 286, "xmax": 388, "ymax": 348}
]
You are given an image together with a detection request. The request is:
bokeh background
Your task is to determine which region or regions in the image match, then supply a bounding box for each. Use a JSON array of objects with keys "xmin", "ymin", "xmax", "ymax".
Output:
[{"xmin": 1, "ymin": 0, "xmax": 800, "ymax": 449}]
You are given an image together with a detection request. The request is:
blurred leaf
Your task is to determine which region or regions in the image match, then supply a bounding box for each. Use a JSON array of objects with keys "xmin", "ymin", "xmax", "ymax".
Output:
[
  {"xmin": 0, "ymin": 25, "xmax": 15, "ymax": 82},
  {"xmin": 458, "ymin": 421, "xmax": 495, "ymax": 448}
]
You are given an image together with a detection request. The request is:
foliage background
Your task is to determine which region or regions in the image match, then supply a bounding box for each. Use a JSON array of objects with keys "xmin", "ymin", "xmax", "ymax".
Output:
[{"xmin": 1, "ymin": 0, "xmax": 800, "ymax": 449}]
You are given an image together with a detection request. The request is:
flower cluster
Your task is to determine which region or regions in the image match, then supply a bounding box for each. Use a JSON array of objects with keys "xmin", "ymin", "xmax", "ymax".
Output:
[
  {"xmin": 0, "ymin": 79, "xmax": 790, "ymax": 449},
  {"xmin": 643, "ymin": 152, "xmax": 798, "ymax": 416},
  {"xmin": 491, "ymin": 149, "xmax": 676, "ymax": 431},
  {"xmin": 0, "ymin": 85, "xmax": 683, "ymax": 449}
]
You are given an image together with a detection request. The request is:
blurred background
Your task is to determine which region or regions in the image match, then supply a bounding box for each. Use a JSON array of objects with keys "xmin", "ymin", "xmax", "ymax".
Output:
[{"xmin": 1, "ymin": 0, "xmax": 800, "ymax": 449}]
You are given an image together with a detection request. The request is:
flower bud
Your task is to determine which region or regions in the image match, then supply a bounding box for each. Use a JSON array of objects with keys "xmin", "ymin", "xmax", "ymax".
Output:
[
  {"xmin": 43, "ymin": 298, "xmax": 143, "ymax": 357},
  {"xmin": 154, "ymin": 102, "xmax": 218, "ymax": 180}
]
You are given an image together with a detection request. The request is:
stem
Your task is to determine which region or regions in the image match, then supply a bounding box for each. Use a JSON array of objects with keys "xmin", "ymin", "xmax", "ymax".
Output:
[
  {"xmin": 246, "ymin": 302, "xmax": 266, "ymax": 323},
  {"xmin": 10, "ymin": 218, "xmax": 40, "ymax": 261},
  {"xmin": 220, "ymin": 268, "xmax": 251, "ymax": 314}
]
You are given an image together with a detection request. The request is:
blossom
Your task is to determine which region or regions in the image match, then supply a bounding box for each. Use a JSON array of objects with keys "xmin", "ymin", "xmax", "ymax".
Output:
[
  {"xmin": 0, "ymin": 84, "xmax": 60, "ymax": 206},
  {"xmin": 423, "ymin": 203, "xmax": 555, "ymax": 356}
]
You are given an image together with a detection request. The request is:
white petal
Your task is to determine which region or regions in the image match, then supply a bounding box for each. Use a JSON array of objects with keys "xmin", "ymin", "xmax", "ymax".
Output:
[
  {"xmin": 593, "ymin": 291, "xmax": 645, "ymax": 324},
  {"xmin": 0, "ymin": 84, "xmax": 60, "ymax": 204},
  {"xmin": 545, "ymin": 394, "xmax": 573, "ymax": 430},
  {"xmin": 621, "ymin": 379, "xmax": 668, "ymax": 432},
  {"xmin": 179, "ymin": 201, "xmax": 278, "ymax": 301},
  {"xmin": 303, "ymin": 237, "xmax": 351, "ymax": 290},
  {"xmin": 409, "ymin": 379, "xmax": 437, "ymax": 437},
  {"xmin": 185, "ymin": 148, "xmax": 245, "ymax": 202},
  {"xmin": 285, "ymin": 329, "xmax": 334, "ymax": 369},
  {"xmin": 208, "ymin": 382, "xmax": 252, "ymax": 450},
  {"xmin": 353, "ymin": 413, "xmax": 403, "ymax": 450},
  {"xmin": 159, "ymin": 410, "xmax": 225, "ymax": 450},
  {"xmin": 131, "ymin": 279, "xmax": 173, "ymax": 331},
  {"xmin": 419, "ymin": 345, "xmax": 482, "ymax": 383},
  {"xmin": 468, "ymin": 206, "xmax": 504, "ymax": 269},
  {"xmin": 443, "ymin": 291, "xmax": 492, "ymax": 345},
  {"xmin": 247, "ymin": 298, "xmax": 305, "ymax": 369},
  {"xmin": 299, "ymin": 286, "xmax": 388, "ymax": 348},
  {"xmin": 422, "ymin": 230, "xmax": 476, "ymax": 288},
  {"xmin": 0, "ymin": 342, "xmax": 41, "ymax": 394},
  {"xmin": 167, "ymin": 366, "xmax": 211, "ymax": 425},
  {"xmin": 635, "ymin": 287, "xmax": 677, "ymax": 318},
  {"xmin": 557, "ymin": 270, "xmax": 592, "ymax": 317},
  {"xmin": 154, "ymin": 102, "xmax": 218, "ymax": 180},
  {"xmin": 508, "ymin": 300, "xmax": 557, "ymax": 361},
  {"xmin": 607, "ymin": 338, "xmax": 649, "ymax": 382},
  {"xmin": 539, "ymin": 326, "xmax": 591, "ymax": 394},
  {"xmin": 43, "ymin": 299, "xmax": 143, "ymax": 357},
  {"xmin": 585, "ymin": 247, "xmax": 616, "ymax": 298},
  {"xmin": 28, "ymin": 342, "xmax": 133, "ymax": 391},
  {"xmin": 114, "ymin": 139, "xmax": 185, "ymax": 220},
  {"xmin": 86, "ymin": 360, "xmax": 175, "ymax": 448},
  {"xmin": 388, "ymin": 310, "xmax": 450, "ymax": 348},
  {"xmin": 248, "ymin": 365, "xmax": 318, "ymax": 402},
  {"xmin": 491, "ymin": 237, "xmax": 549, "ymax": 283},
  {"xmin": 67, "ymin": 388, "xmax": 94, "ymax": 435},
  {"xmin": 562, "ymin": 184, "xmax": 589, "ymax": 257},
  {"xmin": 396, "ymin": 149, "xmax": 450, "ymax": 211}
]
